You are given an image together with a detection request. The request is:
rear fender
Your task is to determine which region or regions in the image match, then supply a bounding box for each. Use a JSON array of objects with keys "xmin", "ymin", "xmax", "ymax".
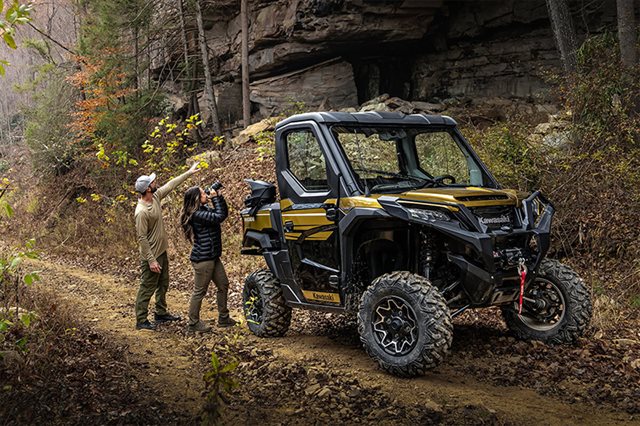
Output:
[{"xmin": 241, "ymin": 231, "xmax": 299, "ymax": 301}]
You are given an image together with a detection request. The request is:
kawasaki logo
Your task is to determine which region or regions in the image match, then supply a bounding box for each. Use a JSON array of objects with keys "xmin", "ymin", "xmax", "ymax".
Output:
[
  {"xmin": 313, "ymin": 292, "xmax": 334, "ymax": 301},
  {"xmin": 478, "ymin": 214, "xmax": 510, "ymax": 225},
  {"xmin": 302, "ymin": 290, "xmax": 340, "ymax": 303}
]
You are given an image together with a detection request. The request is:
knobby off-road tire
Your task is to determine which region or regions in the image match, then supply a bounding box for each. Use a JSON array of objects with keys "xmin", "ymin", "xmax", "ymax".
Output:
[
  {"xmin": 242, "ymin": 269, "xmax": 292, "ymax": 337},
  {"xmin": 358, "ymin": 271, "xmax": 453, "ymax": 378},
  {"xmin": 502, "ymin": 259, "xmax": 592, "ymax": 344}
]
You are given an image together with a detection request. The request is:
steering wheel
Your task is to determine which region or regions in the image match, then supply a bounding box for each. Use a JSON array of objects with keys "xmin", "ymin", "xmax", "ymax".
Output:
[{"xmin": 433, "ymin": 175, "xmax": 456, "ymax": 186}]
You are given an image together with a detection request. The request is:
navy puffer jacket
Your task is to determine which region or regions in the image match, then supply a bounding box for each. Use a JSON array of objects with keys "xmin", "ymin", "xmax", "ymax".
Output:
[{"xmin": 190, "ymin": 196, "xmax": 228, "ymax": 262}]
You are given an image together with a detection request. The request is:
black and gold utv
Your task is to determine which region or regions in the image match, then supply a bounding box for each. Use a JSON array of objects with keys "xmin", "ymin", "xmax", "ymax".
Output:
[{"xmin": 239, "ymin": 112, "xmax": 591, "ymax": 377}]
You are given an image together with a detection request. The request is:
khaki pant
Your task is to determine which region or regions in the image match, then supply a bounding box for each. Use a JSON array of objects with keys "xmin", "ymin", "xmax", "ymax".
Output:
[
  {"xmin": 188, "ymin": 258, "xmax": 230, "ymax": 326},
  {"xmin": 135, "ymin": 252, "xmax": 169, "ymax": 324}
]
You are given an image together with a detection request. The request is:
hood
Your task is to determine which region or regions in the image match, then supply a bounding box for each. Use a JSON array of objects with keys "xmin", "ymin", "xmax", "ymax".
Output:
[{"xmin": 397, "ymin": 186, "xmax": 519, "ymax": 207}]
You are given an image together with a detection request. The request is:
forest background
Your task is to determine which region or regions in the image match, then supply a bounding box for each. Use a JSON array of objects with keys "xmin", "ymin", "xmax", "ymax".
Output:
[{"xmin": 0, "ymin": 0, "xmax": 639, "ymax": 423}]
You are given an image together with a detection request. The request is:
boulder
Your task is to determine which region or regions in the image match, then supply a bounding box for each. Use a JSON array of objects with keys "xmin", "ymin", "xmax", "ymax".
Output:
[
  {"xmin": 411, "ymin": 101, "xmax": 445, "ymax": 113},
  {"xmin": 234, "ymin": 118, "xmax": 278, "ymax": 145},
  {"xmin": 250, "ymin": 59, "xmax": 358, "ymax": 117},
  {"xmin": 529, "ymin": 114, "xmax": 573, "ymax": 149}
]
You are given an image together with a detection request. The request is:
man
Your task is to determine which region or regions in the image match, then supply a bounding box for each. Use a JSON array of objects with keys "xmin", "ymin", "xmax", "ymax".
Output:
[{"xmin": 134, "ymin": 162, "xmax": 199, "ymax": 330}]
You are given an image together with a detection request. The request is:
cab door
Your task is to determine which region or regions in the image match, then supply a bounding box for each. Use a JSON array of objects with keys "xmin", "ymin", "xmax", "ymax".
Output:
[{"xmin": 276, "ymin": 123, "xmax": 342, "ymax": 306}]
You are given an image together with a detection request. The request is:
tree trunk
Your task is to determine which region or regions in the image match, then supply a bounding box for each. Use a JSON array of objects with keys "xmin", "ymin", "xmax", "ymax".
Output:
[
  {"xmin": 195, "ymin": 0, "xmax": 221, "ymax": 136},
  {"xmin": 546, "ymin": 0, "xmax": 578, "ymax": 73},
  {"xmin": 617, "ymin": 0, "xmax": 638, "ymax": 68},
  {"xmin": 178, "ymin": 0, "xmax": 190, "ymax": 76},
  {"xmin": 241, "ymin": 0, "xmax": 250, "ymax": 128},
  {"xmin": 178, "ymin": 0, "xmax": 197, "ymax": 123},
  {"xmin": 134, "ymin": 25, "xmax": 140, "ymax": 92}
]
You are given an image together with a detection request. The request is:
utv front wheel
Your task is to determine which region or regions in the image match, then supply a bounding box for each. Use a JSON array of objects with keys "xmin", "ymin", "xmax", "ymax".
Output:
[
  {"xmin": 358, "ymin": 271, "xmax": 453, "ymax": 377},
  {"xmin": 502, "ymin": 259, "xmax": 592, "ymax": 344},
  {"xmin": 242, "ymin": 269, "xmax": 292, "ymax": 337}
]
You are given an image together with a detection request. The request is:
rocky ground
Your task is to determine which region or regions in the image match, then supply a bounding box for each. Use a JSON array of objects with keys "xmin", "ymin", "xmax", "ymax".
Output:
[{"xmin": 1, "ymin": 257, "xmax": 638, "ymax": 425}]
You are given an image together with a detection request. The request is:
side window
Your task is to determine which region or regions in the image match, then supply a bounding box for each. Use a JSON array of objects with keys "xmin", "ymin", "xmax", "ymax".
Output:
[{"xmin": 286, "ymin": 129, "xmax": 329, "ymax": 192}]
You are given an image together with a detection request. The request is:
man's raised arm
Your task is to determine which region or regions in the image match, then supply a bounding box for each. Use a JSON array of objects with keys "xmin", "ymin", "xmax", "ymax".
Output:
[{"xmin": 155, "ymin": 162, "xmax": 199, "ymax": 200}]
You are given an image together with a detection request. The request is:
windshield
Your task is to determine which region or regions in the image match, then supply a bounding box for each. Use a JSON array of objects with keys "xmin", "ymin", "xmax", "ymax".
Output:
[{"xmin": 331, "ymin": 126, "xmax": 495, "ymax": 193}]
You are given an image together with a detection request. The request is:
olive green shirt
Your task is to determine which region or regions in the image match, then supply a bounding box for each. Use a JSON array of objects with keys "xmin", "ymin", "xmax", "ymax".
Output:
[{"xmin": 135, "ymin": 170, "xmax": 194, "ymax": 265}]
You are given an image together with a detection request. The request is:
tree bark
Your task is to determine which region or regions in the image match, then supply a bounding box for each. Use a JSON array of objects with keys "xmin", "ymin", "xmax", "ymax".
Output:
[
  {"xmin": 134, "ymin": 25, "xmax": 140, "ymax": 92},
  {"xmin": 617, "ymin": 0, "xmax": 638, "ymax": 68},
  {"xmin": 241, "ymin": 0, "xmax": 250, "ymax": 128},
  {"xmin": 195, "ymin": 0, "xmax": 221, "ymax": 136},
  {"xmin": 546, "ymin": 0, "xmax": 578, "ymax": 73},
  {"xmin": 178, "ymin": 0, "xmax": 190, "ymax": 74}
]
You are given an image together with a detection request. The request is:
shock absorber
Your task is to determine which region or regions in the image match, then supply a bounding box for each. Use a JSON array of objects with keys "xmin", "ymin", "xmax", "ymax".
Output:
[{"xmin": 419, "ymin": 229, "xmax": 434, "ymax": 280}]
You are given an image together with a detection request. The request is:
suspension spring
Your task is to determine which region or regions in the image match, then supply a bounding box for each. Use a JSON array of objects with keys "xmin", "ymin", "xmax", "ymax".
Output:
[{"xmin": 419, "ymin": 229, "xmax": 434, "ymax": 280}]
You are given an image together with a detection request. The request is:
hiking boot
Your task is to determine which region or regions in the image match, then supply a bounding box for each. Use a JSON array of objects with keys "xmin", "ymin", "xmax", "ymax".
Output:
[
  {"xmin": 136, "ymin": 320, "xmax": 156, "ymax": 331},
  {"xmin": 154, "ymin": 313, "xmax": 182, "ymax": 323},
  {"xmin": 218, "ymin": 316, "xmax": 238, "ymax": 328},
  {"xmin": 188, "ymin": 320, "xmax": 212, "ymax": 333}
]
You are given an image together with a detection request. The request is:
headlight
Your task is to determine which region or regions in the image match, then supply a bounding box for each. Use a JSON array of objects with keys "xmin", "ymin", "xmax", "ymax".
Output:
[{"xmin": 407, "ymin": 208, "xmax": 450, "ymax": 222}]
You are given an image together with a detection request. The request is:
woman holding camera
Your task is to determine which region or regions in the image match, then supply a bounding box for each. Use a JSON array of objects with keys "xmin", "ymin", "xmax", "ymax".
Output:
[{"xmin": 180, "ymin": 184, "xmax": 236, "ymax": 332}]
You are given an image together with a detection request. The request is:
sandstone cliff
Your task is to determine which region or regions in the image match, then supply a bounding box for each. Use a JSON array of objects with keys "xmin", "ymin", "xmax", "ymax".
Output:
[{"xmin": 160, "ymin": 0, "xmax": 617, "ymax": 123}]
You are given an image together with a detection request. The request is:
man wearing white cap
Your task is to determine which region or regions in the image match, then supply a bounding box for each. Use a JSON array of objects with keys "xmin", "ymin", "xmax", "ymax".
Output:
[{"xmin": 134, "ymin": 162, "xmax": 199, "ymax": 330}]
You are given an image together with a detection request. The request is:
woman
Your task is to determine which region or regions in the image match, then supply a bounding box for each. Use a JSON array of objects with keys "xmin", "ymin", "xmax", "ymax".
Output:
[{"xmin": 180, "ymin": 185, "xmax": 236, "ymax": 332}]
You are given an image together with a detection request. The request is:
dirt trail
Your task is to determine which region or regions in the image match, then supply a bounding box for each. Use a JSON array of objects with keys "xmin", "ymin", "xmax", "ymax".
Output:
[
  {"xmin": 31, "ymin": 260, "xmax": 205, "ymax": 419},
  {"xmin": 33, "ymin": 258, "xmax": 636, "ymax": 425}
]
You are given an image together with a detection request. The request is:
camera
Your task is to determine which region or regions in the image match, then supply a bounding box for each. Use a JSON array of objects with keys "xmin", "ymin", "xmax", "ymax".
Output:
[{"xmin": 205, "ymin": 181, "xmax": 223, "ymax": 196}]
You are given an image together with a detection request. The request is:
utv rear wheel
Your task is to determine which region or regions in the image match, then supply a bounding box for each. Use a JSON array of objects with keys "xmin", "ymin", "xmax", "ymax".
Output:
[
  {"xmin": 502, "ymin": 259, "xmax": 591, "ymax": 344},
  {"xmin": 358, "ymin": 271, "xmax": 453, "ymax": 377},
  {"xmin": 242, "ymin": 269, "xmax": 292, "ymax": 337}
]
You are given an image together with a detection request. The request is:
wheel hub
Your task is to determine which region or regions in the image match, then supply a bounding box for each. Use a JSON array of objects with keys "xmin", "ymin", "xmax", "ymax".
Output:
[
  {"xmin": 519, "ymin": 278, "xmax": 566, "ymax": 331},
  {"xmin": 245, "ymin": 286, "xmax": 263, "ymax": 324},
  {"xmin": 372, "ymin": 297, "xmax": 418, "ymax": 356}
]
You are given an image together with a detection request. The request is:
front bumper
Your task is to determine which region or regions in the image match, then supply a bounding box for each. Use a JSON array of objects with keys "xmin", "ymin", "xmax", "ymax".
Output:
[{"xmin": 379, "ymin": 191, "xmax": 554, "ymax": 306}]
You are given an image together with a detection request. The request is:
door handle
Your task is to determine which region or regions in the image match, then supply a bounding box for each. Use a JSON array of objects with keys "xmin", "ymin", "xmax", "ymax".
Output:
[{"xmin": 284, "ymin": 221, "xmax": 294, "ymax": 232}]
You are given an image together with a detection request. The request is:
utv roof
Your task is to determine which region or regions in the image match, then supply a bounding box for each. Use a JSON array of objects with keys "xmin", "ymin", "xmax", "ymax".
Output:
[{"xmin": 276, "ymin": 111, "xmax": 457, "ymax": 130}]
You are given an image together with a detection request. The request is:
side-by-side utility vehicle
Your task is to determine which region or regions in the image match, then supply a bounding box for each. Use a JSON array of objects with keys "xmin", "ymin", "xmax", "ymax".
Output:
[{"xmin": 239, "ymin": 111, "xmax": 592, "ymax": 377}]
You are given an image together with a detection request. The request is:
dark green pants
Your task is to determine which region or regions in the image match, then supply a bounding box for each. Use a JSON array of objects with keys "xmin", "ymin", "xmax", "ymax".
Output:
[
  {"xmin": 135, "ymin": 252, "xmax": 169, "ymax": 324},
  {"xmin": 188, "ymin": 258, "xmax": 230, "ymax": 326}
]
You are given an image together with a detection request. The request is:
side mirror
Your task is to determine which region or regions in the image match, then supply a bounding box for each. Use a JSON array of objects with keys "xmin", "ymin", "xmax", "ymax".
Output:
[
  {"xmin": 326, "ymin": 207, "xmax": 338, "ymax": 222},
  {"xmin": 322, "ymin": 203, "xmax": 338, "ymax": 222}
]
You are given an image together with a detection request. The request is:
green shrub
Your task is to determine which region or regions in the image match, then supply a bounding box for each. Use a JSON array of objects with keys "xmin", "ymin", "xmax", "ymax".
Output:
[{"xmin": 464, "ymin": 122, "xmax": 542, "ymax": 191}]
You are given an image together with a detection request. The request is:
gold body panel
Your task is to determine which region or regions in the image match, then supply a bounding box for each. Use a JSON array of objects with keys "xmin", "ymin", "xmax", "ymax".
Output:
[
  {"xmin": 241, "ymin": 210, "xmax": 273, "ymax": 233},
  {"xmin": 241, "ymin": 187, "xmax": 521, "ymax": 243}
]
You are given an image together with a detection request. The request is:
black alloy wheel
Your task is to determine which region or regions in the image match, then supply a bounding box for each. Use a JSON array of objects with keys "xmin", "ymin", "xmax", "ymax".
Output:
[
  {"xmin": 244, "ymin": 284, "xmax": 264, "ymax": 326},
  {"xmin": 358, "ymin": 271, "xmax": 453, "ymax": 377},
  {"xmin": 372, "ymin": 296, "xmax": 419, "ymax": 356},
  {"xmin": 518, "ymin": 277, "xmax": 566, "ymax": 331},
  {"xmin": 502, "ymin": 259, "xmax": 592, "ymax": 344}
]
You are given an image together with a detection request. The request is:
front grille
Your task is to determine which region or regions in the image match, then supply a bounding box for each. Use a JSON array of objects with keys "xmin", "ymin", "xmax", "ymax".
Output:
[{"xmin": 470, "ymin": 206, "xmax": 516, "ymax": 230}]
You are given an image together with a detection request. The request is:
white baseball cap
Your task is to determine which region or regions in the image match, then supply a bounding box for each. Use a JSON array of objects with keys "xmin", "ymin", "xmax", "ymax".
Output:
[{"xmin": 135, "ymin": 173, "xmax": 156, "ymax": 193}]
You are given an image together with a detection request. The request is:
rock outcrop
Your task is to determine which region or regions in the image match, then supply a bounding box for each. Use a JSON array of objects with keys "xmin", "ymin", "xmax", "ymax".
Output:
[{"xmin": 159, "ymin": 0, "xmax": 618, "ymax": 122}]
